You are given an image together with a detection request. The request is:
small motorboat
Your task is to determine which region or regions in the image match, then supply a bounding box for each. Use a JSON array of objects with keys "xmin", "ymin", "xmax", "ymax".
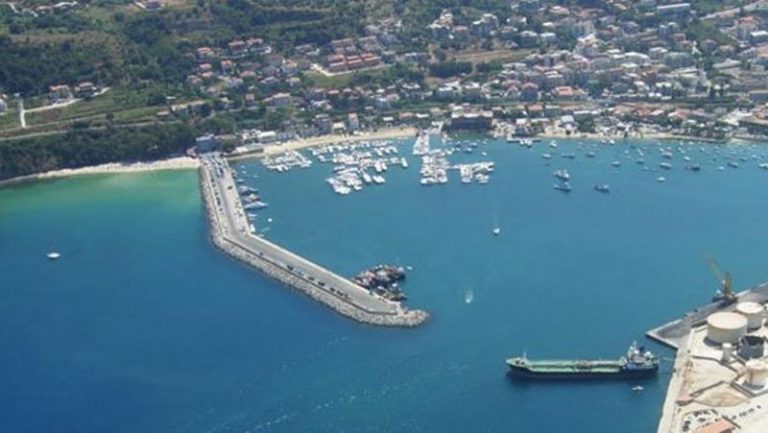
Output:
[
  {"xmin": 594, "ymin": 184, "xmax": 610, "ymax": 193},
  {"xmin": 47, "ymin": 251, "xmax": 61, "ymax": 260},
  {"xmin": 554, "ymin": 182, "xmax": 572, "ymax": 192},
  {"xmin": 553, "ymin": 169, "xmax": 570, "ymax": 181}
]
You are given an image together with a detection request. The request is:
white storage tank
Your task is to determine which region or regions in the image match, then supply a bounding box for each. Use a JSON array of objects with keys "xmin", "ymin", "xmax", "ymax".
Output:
[
  {"xmin": 746, "ymin": 359, "xmax": 768, "ymax": 388},
  {"xmin": 706, "ymin": 312, "xmax": 747, "ymax": 345},
  {"xmin": 736, "ymin": 302, "xmax": 765, "ymax": 330}
]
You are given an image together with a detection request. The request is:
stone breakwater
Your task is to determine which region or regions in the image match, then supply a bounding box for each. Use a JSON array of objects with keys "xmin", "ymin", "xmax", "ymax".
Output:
[{"xmin": 198, "ymin": 164, "xmax": 429, "ymax": 327}]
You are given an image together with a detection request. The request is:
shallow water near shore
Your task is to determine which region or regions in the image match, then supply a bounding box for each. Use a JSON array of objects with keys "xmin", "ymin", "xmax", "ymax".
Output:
[{"xmin": 2, "ymin": 138, "xmax": 768, "ymax": 432}]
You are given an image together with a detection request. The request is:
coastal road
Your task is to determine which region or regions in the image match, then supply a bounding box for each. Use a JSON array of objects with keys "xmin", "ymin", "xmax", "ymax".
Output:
[{"xmin": 201, "ymin": 154, "xmax": 403, "ymax": 316}]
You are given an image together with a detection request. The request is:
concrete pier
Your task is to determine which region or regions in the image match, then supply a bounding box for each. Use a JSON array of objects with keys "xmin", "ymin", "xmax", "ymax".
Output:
[
  {"xmin": 647, "ymin": 283, "xmax": 768, "ymax": 349},
  {"xmin": 198, "ymin": 153, "xmax": 428, "ymax": 327},
  {"xmin": 649, "ymin": 283, "xmax": 768, "ymax": 432}
]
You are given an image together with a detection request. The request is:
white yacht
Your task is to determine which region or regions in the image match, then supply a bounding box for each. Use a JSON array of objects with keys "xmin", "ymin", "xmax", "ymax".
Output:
[{"xmin": 553, "ymin": 169, "xmax": 571, "ymax": 181}]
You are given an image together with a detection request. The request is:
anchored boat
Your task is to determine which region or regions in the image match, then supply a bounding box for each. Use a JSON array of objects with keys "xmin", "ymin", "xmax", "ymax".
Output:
[{"xmin": 506, "ymin": 343, "xmax": 658, "ymax": 380}]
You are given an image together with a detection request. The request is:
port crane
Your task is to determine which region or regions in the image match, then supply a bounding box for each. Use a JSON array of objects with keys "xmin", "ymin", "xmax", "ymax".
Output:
[{"xmin": 706, "ymin": 256, "xmax": 737, "ymax": 304}]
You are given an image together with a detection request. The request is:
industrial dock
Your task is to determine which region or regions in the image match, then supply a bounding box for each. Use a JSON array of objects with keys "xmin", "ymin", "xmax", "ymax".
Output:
[
  {"xmin": 198, "ymin": 153, "xmax": 428, "ymax": 327},
  {"xmin": 650, "ymin": 281, "xmax": 768, "ymax": 433}
]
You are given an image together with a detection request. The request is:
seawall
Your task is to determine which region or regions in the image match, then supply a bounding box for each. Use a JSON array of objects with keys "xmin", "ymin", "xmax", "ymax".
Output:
[{"xmin": 198, "ymin": 154, "xmax": 429, "ymax": 327}]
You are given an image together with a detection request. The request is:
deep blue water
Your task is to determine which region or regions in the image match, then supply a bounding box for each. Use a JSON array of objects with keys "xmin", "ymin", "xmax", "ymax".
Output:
[{"xmin": 2, "ymin": 138, "xmax": 768, "ymax": 433}]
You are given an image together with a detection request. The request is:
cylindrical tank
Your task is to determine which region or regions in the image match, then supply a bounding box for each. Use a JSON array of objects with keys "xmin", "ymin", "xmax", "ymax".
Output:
[
  {"xmin": 722, "ymin": 342, "xmax": 733, "ymax": 363},
  {"xmin": 746, "ymin": 359, "xmax": 768, "ymax": 388},
  {"xmin": 738, "ymin": 335, "xmax": 765, "ymax": 360},
  {"xmin": 706, "ymin": 312, "xmax": 747, "ymax": 345},
  {"xmin": 736, "ymin": 302, "xmax": 765, "ymax": 330}
]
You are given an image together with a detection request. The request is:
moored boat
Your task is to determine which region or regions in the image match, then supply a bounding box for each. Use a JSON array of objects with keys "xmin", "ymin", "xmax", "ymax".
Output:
[
  {"xmin": 553, "ymin": 169, "xmax": 570, "ymax": 181},
  {"xmin": 594, "ymin": 184, "xmax": 610, "ymax": 193},
  {"xmin": 506, "ymin": 343, "xmax": 658, "ymax": 380},
  {"xmin": 553, "ymin": 181, "xmax": 572, "ymax": 192}
]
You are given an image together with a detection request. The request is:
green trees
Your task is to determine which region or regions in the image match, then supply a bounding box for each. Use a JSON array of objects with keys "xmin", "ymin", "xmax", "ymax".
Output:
[
  {"xmin": 0, "ymin": 124, "xmax": 198, "ymax": 180},
  {"xmin": 0, "ymin": 36, "xmax": 122, "ymax": 96},
  {"xmin": 428, "ymin": 60, "xmax": 472, "ymax": 78}
]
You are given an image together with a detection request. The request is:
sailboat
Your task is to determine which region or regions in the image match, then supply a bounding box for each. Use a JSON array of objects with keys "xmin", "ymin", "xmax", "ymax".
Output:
[{"xmin": 492, "ymin": 217, "xmax": 501, "ymax": 236}]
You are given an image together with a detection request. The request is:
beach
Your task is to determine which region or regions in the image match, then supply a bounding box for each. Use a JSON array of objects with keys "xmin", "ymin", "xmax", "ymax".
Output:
[{"xmin": 0, "ymin": 156, "xmax": 200, "ymax": 187}]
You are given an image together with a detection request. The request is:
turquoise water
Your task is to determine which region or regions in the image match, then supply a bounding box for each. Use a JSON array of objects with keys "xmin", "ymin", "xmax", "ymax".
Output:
[{"xmin": 2, "ymin": 138, "xmax": 768, "ymax": 432}]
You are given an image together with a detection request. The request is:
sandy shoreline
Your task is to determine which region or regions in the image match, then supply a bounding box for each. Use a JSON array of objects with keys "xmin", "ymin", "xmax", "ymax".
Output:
[
  {"xmin": 0, "ymin": 156, "xmax": 200, "ymax": 188},
  {"xmin": 228, "ymin": 126, "xmax": 419, "ymax": 161}
]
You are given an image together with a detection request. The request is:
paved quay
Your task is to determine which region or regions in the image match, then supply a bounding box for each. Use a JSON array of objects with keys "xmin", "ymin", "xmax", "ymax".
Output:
[
  {"xmin": 647, "ymin": 283, "xmax": 768, "ymax": 349},
  {"xmin": 649, "ymin": 284, "xmax": 768, "ymax": 433},
  {"xmin": 198, "ymin": 153, "xmax": 428, "ymax": 327}
]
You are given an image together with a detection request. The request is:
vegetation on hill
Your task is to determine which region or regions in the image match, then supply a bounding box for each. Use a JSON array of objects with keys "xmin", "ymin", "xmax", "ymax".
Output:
[{"xmin": 0, "ymin": 124, "xmax": 197, "ymax": 180}]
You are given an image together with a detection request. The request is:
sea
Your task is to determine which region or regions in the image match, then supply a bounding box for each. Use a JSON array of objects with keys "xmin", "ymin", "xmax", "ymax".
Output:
[{"xmin": 2, "ymin": 137, "xmax": 768, "ymax": 433}]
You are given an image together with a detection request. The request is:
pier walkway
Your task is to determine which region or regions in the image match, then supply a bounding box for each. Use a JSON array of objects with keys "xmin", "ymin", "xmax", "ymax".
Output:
[{"xmin": 199, "ymin": 153, "xmax": 428, "ymax": 326}]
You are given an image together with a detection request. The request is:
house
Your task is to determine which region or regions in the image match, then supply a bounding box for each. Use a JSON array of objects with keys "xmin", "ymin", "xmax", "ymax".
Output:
[
  {"xmin": 448, "ymin": 110, "xmax": 493, "ymax": 130},
  {"xmin": 220, "ymin": 60, "xmax": 235, "ymax": 75},
  {"xmin": 196, "ymin": 134, "xmax": 218, "ymax": 152},
  {"xmin": 268, "ymin": 93, "xmax": 292, "ymax": 107},
  {"xmin": 403, "ymin": 52, "xmax": 429, "ymax": 64},
  {"xmin": 750, "ymin": 31, "xmax": 768, "ymax": 45},
  {"xmin": 186, "ymin": 75, "xmax": 203, "ymax": 88},
  {"xmin": 315, "ymin": 114, "xmax": 333, "ymax": 134},
  {"xmin": 228, "ymin": 40, "xmax": 247, "ymax": 57},
  {"xmin": 247, "ymin": 38, "xmax": 271, "ymax": 55},
  {"xmin": 196, "ymin": 47, "xmax": 215, "ymax": 61},
  {"xmin": 435, "ymin": 85, "xmax": 458, "ymax": 99},
  {"xmin": 244, "ymin": 93, "xmax": 258, "ymax": 107},
  {"xmin": 74, "ymin": 82, "xmax": 96, "ymax": 98},
  {"xmin": 521, "ymin": 82, "xmax": 539, "ymax": 101},
  {"xmin": 656, "ymin": 3, "xmax": 691, "ymax": 16},
  {"xmin": 144, "ymin": 0, "xmax": 163, "ymax": 10},
  {"xmin": 552, "ymin": 86, "xmax": 573, "ymax": 100},
  {"xmin": 540, "ymin": 32, "xmax": 557, "ymax": 45},
  {"xmin": 171, "ymin": 100, "xmax": 208, "ymax": 116},
  {"xmin": 560, "ymin": 115, "xmax": 576, "ymax": 130},
  {"xmin": 514, "ymin": 118, "xmax": 532, "ymax": 136},
  {"xmin": 373, "ymin": 96, "xmax": 391, "ymax": 110},
  {"xmin": 48, "ymin": 85, "xmax": 72, "ymax": 103},
  {"xmin": 347, "ymin": 112, "xmax": 360, "ymax": 131},
  {"xmin": 453, "ymin": 26, "xmax": 470, "ymax": 41},
  {"xmin": 328, "ymin": 62, "xmax": 347, "ymax": 73}
]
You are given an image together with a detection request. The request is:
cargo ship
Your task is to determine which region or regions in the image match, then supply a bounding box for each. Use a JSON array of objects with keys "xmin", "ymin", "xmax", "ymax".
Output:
[{"xmin": 506, "ymin": 343, "xmax": 659, "ymax": 380}]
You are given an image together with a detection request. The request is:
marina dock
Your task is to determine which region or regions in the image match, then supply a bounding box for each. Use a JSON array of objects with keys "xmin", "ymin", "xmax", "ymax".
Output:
[{"xmin": 198, "ymin": 153, "xmax": 428, "ymax": 327}]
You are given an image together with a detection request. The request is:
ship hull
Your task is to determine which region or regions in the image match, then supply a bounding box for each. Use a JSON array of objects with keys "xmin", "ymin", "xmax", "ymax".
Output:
[{"xmin": 506, "ymin": 365, "xmax": 657, "ymax": 380}]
